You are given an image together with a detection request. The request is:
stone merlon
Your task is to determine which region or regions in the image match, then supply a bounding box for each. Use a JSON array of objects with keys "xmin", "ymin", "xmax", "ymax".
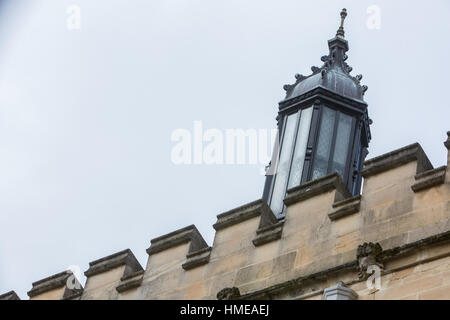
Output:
[
  {"xmin": 361, "ymin": 143, "xmax": 433, "ymax": 177},
  {"xmin": 0, "ymin": 291, "xmax": 20, "ymax": 300},
  {"xmin": 85, "ymin": 248, "xmax": 143, "ymax": 279},
  {"xmin": 146, "ymin": 224, "xmax": 211, "ymax": 271},
  {"xmin": 27, "ymin": 270, "xmax": 83, "ymax": 300}
]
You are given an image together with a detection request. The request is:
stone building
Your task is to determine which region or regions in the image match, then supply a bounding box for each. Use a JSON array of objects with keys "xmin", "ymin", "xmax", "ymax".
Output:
[{"xmin": 1, "ymin": 9, "xmax": 450, "ymax": 301}]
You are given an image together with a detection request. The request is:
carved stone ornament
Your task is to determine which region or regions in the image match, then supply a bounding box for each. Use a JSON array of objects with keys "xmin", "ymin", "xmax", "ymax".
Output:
[
  {"xmin": 356, "ymin": 242, "xmax": 383, "ymax": 279},
  {"xmin": 217, "ymin": 287, "xmax": 241, "ymax": 300}
]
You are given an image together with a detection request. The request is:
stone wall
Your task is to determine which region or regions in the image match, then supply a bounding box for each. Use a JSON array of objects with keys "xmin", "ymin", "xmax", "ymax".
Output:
[{"xmin": 2, "ymin": 132, "xmax": 449, "ymax": 300}]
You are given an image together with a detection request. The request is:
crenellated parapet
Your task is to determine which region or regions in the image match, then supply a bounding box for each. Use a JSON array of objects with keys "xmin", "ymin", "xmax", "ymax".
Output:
[{"xmin": 2, "ymin": 132, "xmax": 449, "ymax": 300}]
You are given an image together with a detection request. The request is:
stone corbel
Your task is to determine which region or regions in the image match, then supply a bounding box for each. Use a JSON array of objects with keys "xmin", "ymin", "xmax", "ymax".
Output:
[
  {"xmin": 217, "ymin": 287, "xmax": 241, "ymax": 300},
  {"xmin": 356, "ymin": 242, "xmax": 384, "ymax": 280}
]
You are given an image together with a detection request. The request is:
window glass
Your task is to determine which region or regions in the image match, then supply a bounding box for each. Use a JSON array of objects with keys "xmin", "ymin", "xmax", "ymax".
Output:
[
  {"xmin": 311, "ymin": 107, "xmax": 336, "ymax": 180},
  {"xmin": 270, "ymin": 112, "xmax": 298, "ymax": 215},
  {"xmin": 287, "ymin": 107, "xmax": 313, "ymax": 189},
  {"xmin": 331, "ymin": 113, "xmax": 352, "ymax": 177}
]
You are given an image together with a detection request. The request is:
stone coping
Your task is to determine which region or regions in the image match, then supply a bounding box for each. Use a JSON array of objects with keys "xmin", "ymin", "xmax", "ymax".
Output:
[
  {"xmin": 62, "ymin": 290, "xmax": 83, "ymax": 300},
  {"xmin": 146, "ymin": 224, "xmax": 209, "ymax": 256},
  {"xmin": 116, "ymin": 278, "xmax": 143, "ymax": 293},
  {"xmin": 120, "ymin": 269, "xmax": 145, "ymax": 282},
  {"xmin": 411, "ymin": 165, "xmax": 447, "ymax": 193},
  {"xmin": 182, "ymin": 247, "xmax": 212, "ymax": 270},
  {"xmin": 284, "ymin": 173, "xmax": 351, "ymax": 206},
  {"xmin": 328, "ymin": 195, "xmax": 361, "ymax": 221},
  {"xmin": 213, "ymin": 199, "xmax": 275, "ymax": 231},
  {"xmin": 252, "ymin": 221, "xmax": 285, "ymax": 247},
  {"xmin": 0, "ymin": 290, "xmax": 20, "ymax": 300},
  {"xmin": 362, "ymin": 143, "xmax": 432, "ymax": 178},
  {"xmin": 116, "ymin": 270, "xmax": 145, "ymax": 293},
  {"xmin": 27, "ymin": 270, "xmax": 82, "ymax": 299},
  {"xmin": 84, "ymin": 248, "xmax": 143, "ymax": 278}
]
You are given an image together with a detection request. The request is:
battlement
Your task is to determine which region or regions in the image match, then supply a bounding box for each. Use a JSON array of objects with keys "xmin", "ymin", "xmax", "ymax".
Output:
[{"xmin": 2, "ymin": 132, "xmax": 450, "ymax": 300}]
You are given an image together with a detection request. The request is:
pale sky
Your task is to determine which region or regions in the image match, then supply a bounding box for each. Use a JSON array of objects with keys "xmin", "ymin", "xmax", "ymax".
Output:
[{"xmin": 0, "ymin": 0, "xmax": 449, "ymax": 298}]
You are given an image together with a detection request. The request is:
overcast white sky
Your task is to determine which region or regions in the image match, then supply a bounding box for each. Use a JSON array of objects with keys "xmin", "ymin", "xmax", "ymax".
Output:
[{"xmin": 0, "ymin": 0, "xmax": 449, "ymax": 298}]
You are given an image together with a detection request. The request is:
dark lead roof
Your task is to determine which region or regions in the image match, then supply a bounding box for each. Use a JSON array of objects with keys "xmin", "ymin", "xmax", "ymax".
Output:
[{"xmin": 282, "ymin": 9, "xmax": 368, "ymax": 103}]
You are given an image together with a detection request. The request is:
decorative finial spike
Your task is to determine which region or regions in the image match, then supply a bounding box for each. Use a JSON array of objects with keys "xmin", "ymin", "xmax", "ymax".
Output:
[{"xmin": 336, "ymin": 8, "xmax": 347, "ymax": 38}]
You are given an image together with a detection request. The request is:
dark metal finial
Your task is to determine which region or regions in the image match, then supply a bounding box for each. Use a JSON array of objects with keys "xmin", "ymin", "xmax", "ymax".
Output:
[{"xmin": 336, "ymin": 8, "xmax": 347, "ymax": 38}]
